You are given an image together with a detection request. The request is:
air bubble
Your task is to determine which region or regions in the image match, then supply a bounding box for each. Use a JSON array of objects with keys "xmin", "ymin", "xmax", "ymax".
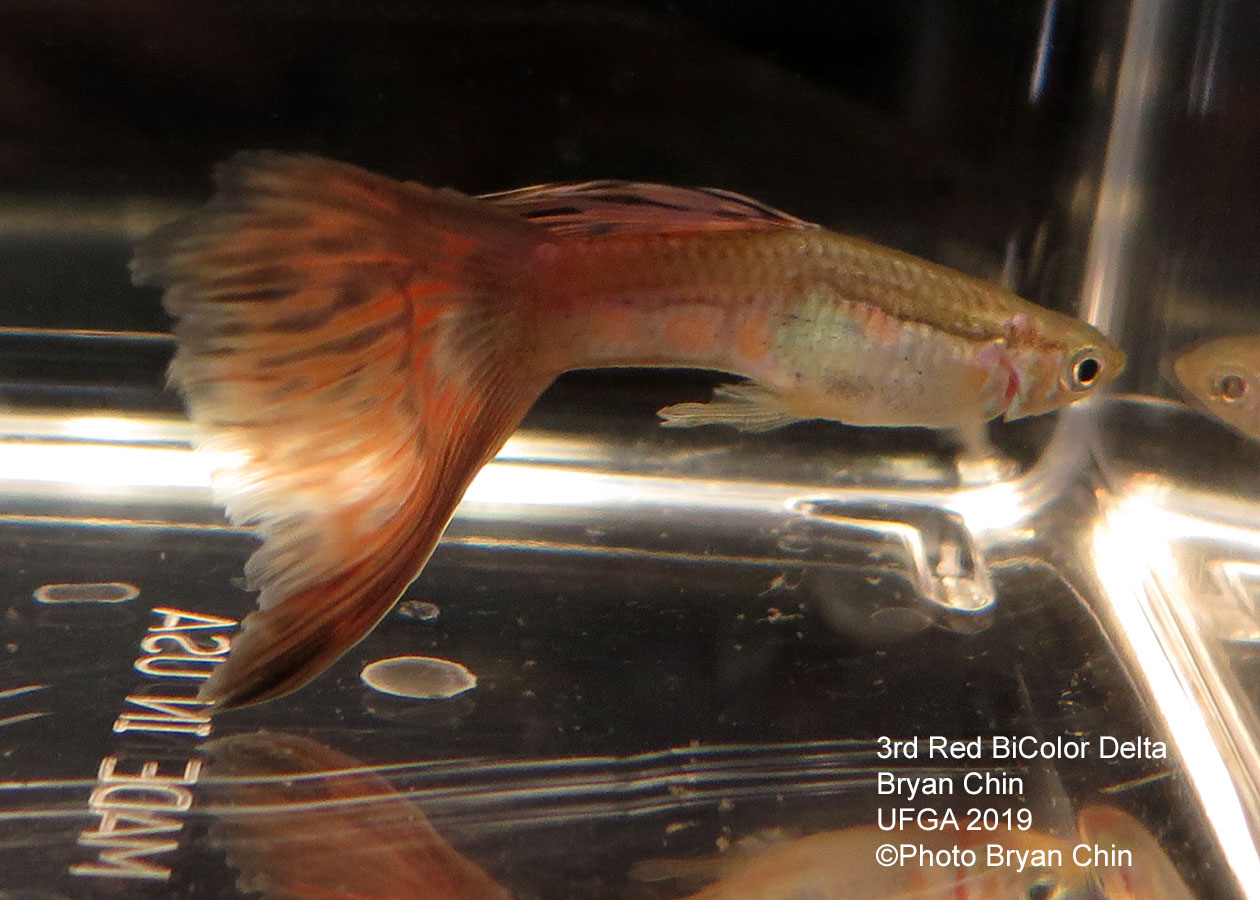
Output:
[
  {"xmin": 360, "ymin": 656, "xmax": 477, "ymax": 700},
  {"xmin": 397, "ymin": 600, "xmax": 441, "ymax": 622},
  {"xmin": 33, "ymin": 583, "xmax": 138, "ymax": 605}
]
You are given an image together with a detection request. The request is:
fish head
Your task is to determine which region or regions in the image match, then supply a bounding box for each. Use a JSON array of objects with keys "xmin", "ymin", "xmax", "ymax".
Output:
[
  {"xmin": 1167, "ymin": 336, "xmax": 1260, "ymax": 440},
  {"xmin": 1002, "ymin": 320, "xmax": 1126, "ymax": 421},
  {"xmin": 990, "ymin": 830, "xmax": 1097, "ymax": 900}
]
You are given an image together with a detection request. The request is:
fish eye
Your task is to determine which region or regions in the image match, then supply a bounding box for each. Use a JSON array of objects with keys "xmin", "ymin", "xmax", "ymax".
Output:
[
  {"xmin": 1066, "ymin": 349, "xmax": 1103, "ymax": 391},
  {"xmin": 1214, "ymin": 373, "xmax": 1249, "ymax": 404},
  {"xmin": 1025, "ymin": 877, "xmax": 1059, "ymax": 900},
  {"xmin": 1075, "ymin": 357, "xmax": 1100, "ymax": 385}
]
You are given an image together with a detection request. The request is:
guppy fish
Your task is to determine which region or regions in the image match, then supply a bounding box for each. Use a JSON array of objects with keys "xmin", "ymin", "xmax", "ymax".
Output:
[
  {"xmin": 203, "ymin": 730, "xmax": 1091, "ymax": 900},
  {"xmin": 1074, "ymin": 805, "xmax": 1195, "ymax": 899},
  {"xmin": 132, "ymin": 152, "xmax": 1125, "ymax": 708},
  {"xmin": 1167, "ymin": 335, "xmax": 1260, "ymax": 442},
  {"xmin": 633, "ymin": 826, "xmax": 1088, "ymax": 900}
]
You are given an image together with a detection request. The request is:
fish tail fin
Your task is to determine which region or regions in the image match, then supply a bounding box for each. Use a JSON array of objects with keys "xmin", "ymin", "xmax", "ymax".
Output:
[{"xmin": 132, "ymin": 152, "xmax": 550, "ymax": 708}]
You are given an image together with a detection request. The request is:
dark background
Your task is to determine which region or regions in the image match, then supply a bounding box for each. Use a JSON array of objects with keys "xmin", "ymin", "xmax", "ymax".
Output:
[
  {"xmin": 0, "ymin": 0, "xmax": 1119, "ymax": 337},
  {"xmin": 3, "ymin": 1, "xmax": 1259, "ymax": 391}
]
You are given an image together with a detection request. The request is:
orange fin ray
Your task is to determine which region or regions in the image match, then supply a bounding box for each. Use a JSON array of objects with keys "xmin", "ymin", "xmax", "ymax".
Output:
[
  {"xmin": 132, "ymin": 152, "xmax": 548, "ymax": 707},
  {"xmin": 483, "ymin": 180, "xmax": 817, "ymax": 237},
  {"xmin": 203, "ymin": 731, "xmax": 516, "ymax": 900}
]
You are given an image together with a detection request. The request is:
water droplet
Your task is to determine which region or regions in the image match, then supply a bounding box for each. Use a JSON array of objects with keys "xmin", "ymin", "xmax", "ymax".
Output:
[
  {"xmin": 396, "ymin": 600, "xmax": 440, "ymax": 622},
  {"xmin": 866, "ymin": 607, "xmax": 932, "ymax": 639},
  {"xmin": 360, "ymin": 656, "xmax": 477, "ymax": 700},
  {"xmin": 33, "ymin": 582, "xmax": 138, "ymax": 605}
]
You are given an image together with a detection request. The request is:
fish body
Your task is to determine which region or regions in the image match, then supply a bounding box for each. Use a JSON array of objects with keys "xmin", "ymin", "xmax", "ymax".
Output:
[
  {"xmin": 537, "ymin": 227, "xmax": 1073, "ymax": 429},
  {"xmin": 133, "ymin": 153, "xmax": 1124, "ymax": 707},
  {"xmin": 1167, "ymin": 335, "xmax": 1260, "ymax": 441}
]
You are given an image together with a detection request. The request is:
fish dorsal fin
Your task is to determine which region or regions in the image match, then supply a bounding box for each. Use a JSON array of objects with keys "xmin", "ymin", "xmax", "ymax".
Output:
[{"xmin": 482, "ymin": 180, "xmax": 817, "ymax": 237}]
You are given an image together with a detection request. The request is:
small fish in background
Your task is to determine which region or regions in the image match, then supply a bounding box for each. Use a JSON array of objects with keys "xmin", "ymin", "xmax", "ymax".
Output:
[
  {"xmin": 1073, "ymin": 805, "xmax": 1196, "ymax": 900},
  {"xmin": 133, "ymin": 153, "xmax": 1126, "ymax": 708},
  {"xmin": 203, "ymin": 731, "xmax": 1092, "ymax": 900},
  {"xmin": 1166, "ymin": 335, "xmax": 1260, "ymax": 442},
  {"xmin": 632, "ymin": 824, "xmax": 1090, "ymax": 900}
]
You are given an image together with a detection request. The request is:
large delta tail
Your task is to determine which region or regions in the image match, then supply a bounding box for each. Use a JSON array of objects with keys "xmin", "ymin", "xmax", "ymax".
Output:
[{"xmin": 133, "ymin": 152, "xmax": 549, "ymax": 708}]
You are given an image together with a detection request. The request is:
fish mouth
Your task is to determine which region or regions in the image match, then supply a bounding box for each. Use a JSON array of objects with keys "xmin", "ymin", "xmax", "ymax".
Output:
[
  {"xmin": 1003, "ymin": 366, "xmax": 1021, "ymax": 410},
  {"xmin": 1161, "ymin": 347, "xmax": 1215, "ymax": 413},
  {"xmin": 1158, "ymin": 351, "xmax": 1184, "ymax": 393}
]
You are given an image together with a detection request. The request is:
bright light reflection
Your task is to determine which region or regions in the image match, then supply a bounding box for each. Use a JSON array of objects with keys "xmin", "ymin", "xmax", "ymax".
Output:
[
  {"xmin": 0, "ymin": 441, "xmax": 214, "ymax": 492},
  {"xmin": 0, "ymin": 410, "xmax": 1051, "ymax": 530},
  {"xmin": 463, "ymin": 461, "xmax": 796, "ymax": 515},
  {"xmin": 1, "ymin": 420, "xmax": 1051, "ymax": 534},
  {"xmin": 946, "ymin": 480, "xmax": 1030, "ymax": 536},
  {"xmin": 0, "ymin": 437, "xmax": 799, "ymax": 516},
  {"xmin": 1092, "ymin": 492, "xmax": 1260, "ymax": 897},
  {"xmin": 494, "ymin": 433, "xmax": 613, "ymax": 464},
  {"xmin": 1, "ymin": 412, "xmax": 193, "ymax": 445},
  {"xmin": 463, "ymin": 463, "xmax": 631, "ymax": 510},
  {"xmin": 1121, "ymin": 477, "xmax": 1260, "ymax": 551},
  {"xmin": 60, "ymin": 415, "xmax": 191, "ymax": 444}
]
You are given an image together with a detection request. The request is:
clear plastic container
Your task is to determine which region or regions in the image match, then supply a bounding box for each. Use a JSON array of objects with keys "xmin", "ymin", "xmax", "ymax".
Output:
[{"xmin": 2, "ymin": 2, "xmax": 1256, "ymax": 897}]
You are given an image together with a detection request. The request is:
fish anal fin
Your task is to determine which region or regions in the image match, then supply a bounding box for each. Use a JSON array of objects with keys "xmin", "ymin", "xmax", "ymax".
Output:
[
  {"xmin": 658, "ymin": 383, "xmax": 806, "ymax": 433},
  {"xmin": 484, "ymin": 180, "xmax": 817, "ymax": 238}
]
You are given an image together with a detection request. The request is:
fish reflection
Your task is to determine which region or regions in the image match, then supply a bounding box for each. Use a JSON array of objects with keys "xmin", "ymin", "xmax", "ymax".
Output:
[
  {"xmin": 1167, "ymin": 335, "xmax": 1260, "ymax": 441},
  {"xmin": 202, "ymin": 731, "xmax": 511, "ymax": 900},
  {"xmin": 204, "ymin": 731, "xmax": 1094, "ymax": 900}
]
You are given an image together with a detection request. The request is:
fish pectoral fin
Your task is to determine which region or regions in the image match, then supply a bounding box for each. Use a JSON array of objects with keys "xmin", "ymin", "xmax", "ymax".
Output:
[{"xmin": 657, "ymin": 383, "xmax": 806, "ymax": 432}]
